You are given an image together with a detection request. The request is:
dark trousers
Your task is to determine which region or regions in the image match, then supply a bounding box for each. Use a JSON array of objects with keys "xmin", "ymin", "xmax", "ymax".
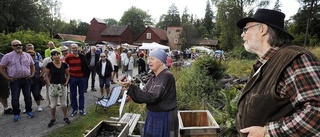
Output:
[
  {"xmin": 86, "ymin": 67, "xmax": 96, "ymax": 90},
  {"xmin": 70, "ymin": 77, "xmax": 86, "ymax": 111},
  {"xmin": 10, "ymin": 78, "xmax": 32, "ymax": 115}
]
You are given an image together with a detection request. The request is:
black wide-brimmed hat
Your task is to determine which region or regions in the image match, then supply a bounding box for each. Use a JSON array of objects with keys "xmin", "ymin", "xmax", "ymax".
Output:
[{"xmin": 237, "ymin": 9, "xmax": 294, "ymax": 40}]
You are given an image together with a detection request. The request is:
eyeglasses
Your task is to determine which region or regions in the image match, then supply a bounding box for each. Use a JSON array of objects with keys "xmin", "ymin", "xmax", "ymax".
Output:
[
  {"xmin": 243, "ymin": 24, "xmax": 261, "ymax": 34},
  {"xmin": 12, "ymin": 44, "xmax": 23, "ymax": 47}
]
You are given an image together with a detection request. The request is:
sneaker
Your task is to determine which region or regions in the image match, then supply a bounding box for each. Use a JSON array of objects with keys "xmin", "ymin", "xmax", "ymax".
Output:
[
  {"xmin": 22, "ymin": 109, "xmax": 26, "ymax": 113},
  {"xmin": 4, "ymin": 108, "xmax": 13, "ymax": 114},
  {"xmin": 37, "ymin": 107, "xmax": 43, "ymax": 112},
  {"xmin": 63, "ymin": 118, "xmax": 71, "ymax": 124},
  {"xmin": 79, "ymin": 110, "xmax": 86, "ymax": 116},
  {"xmin": 91, "ymin": 88, "xmax": 97, "ymax": 91},
  {"xmin": 27, "ymin": 111, "xmax": 34, "ymax": 118},
  {"xmin": 48, "ymin": 119, "xmax": 56, "ymax": 128},
  {"xmin": 70, "ymin": 110, "xmax": 77, "ymax": 117},
  {"xmin": 13, "ymin": 115, "xmax": 20, "ymax": 122}
]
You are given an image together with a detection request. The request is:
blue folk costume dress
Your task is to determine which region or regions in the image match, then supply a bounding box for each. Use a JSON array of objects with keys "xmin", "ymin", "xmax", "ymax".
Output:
[{"xmin": 127, "ymin": 69, "xmax": 178, "ymax": 137}]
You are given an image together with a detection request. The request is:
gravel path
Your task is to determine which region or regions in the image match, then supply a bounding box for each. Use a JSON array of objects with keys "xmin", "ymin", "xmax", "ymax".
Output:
[{"xmin": 0, "ymin": 69, "xmax": 137, "ymax": 137}]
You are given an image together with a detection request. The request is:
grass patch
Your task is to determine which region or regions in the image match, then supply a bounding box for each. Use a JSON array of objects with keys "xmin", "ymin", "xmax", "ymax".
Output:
[
  {"xmin": 46, "ymin": 105, "xmax": 120, "ymax": 137},
  {"xmin": 224, "ymin": 59, "xmax": 254, "ymax": 77}
]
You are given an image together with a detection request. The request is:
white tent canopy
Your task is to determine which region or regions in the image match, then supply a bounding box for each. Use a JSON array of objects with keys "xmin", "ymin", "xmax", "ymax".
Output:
[
  {"xmin": 191, "ymin": 46, "xmax": 213, "ymax": 54},
  {"xmin": 139, "ymin": 42, "xmax": 170, "ymax": 50}
]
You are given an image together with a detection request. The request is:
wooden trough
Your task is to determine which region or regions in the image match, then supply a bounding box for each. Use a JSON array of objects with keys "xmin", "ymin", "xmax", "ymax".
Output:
[
  {"xmin": 178, "ymin": 110, "xmax": 220, "ymax": 137},
  {"xmin": 84, "ymin": 120, "xmax": 129, "ymax": 137}
]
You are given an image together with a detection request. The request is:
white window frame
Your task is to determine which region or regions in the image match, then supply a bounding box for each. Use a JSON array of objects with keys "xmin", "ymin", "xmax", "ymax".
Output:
[{"xmin": 146, "ymin": 33, "xmax": 151, "ymax": 39}]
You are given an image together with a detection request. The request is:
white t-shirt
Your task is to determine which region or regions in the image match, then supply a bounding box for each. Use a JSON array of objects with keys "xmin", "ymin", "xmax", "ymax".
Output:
[
  {"xmin": 109, "ymin": 51, "xmax": 118, "ymax": 66},
  {"xmin": 120, "ymin": 52, "xmax": 127, "ymax": 65},
  {"xmin": 101, "ymin": 61, "xmax": 106, "ymax": 76}
]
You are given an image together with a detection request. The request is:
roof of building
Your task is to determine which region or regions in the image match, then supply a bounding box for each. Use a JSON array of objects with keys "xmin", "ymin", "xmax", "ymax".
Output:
[
  {"xmin": 149, "ymin": 27, "xmax": 168, "ymax": 40},
  {"xmin": 93, "ymin": 17, "xmax": 106, "ymax": 24},
  {"xmin": 54, "ymin": 33, "xmax": 86, "ymax": 42},
  {"xmin": 101, "ymin": 26, "xmax": 128, "ymax": 36}
]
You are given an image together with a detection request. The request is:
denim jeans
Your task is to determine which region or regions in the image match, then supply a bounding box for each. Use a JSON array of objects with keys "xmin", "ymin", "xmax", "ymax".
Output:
[
  {"xmin": 69, "ymin": 77, "xmax": 86, "ymax": 111},
  {"xmin": 86, "ymin": 68, "xmax": 96, "ymax": 90},
  {"xmin": 10, "ymin": 78, "xmax": 32, "ymax": 115}
]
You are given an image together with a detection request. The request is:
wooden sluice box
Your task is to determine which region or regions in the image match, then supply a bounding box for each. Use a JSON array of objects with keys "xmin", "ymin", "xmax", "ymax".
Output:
[
  {"xmin": 84, "ymin": 120, "xmax": 129, "ymax": 137},
  {"xmin": 178, "ymin": 110, "xmax": 220, "ymax": 137}
]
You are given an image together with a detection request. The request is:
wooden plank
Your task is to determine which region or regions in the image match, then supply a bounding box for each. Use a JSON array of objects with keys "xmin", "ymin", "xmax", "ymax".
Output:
[{"xmin": 119, "ymin": 113, "xmax": 141, "ymax": 135}]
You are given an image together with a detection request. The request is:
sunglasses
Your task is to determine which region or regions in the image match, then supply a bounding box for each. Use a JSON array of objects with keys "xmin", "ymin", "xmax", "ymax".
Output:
[
  {"xmin": 13, "ymin": 44, "xmax": 23, "ymax": 47},
  {"xmin": 100, "ymin": 56, "xmax": 106, "ymax": 58},
  {"xmin": 30, "ymin": 54, "xmax": 35, "ymax": 56}
]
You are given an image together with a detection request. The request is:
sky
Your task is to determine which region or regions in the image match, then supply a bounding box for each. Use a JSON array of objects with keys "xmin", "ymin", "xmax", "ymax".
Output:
[{"xmin": 60, "ymin": 0, "xmax": 301, "ymax": 24}]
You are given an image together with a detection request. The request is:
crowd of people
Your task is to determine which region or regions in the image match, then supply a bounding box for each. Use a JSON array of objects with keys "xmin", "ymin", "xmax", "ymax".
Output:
[{"xmin": 0, "ymin": 40, "xmax": 146, "ymax": 128}]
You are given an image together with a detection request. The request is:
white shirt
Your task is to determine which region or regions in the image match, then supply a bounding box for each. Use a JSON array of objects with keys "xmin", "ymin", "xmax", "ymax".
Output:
[
  {"xmin": 120, "ymin": 52, "xmax": 128, "ymax": 65},
  {"xmin": 109, "ymin": 51, "xmax": 118, "ymax": 66},
  {"xmin": 101, "ymin": 61, "xmax": 106, "ymax": 76}
]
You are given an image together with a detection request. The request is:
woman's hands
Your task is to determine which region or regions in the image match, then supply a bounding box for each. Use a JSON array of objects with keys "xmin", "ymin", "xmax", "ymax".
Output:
[{"xmin": 117, "ymin": 75, "xmax": 131, "ymax": 90}]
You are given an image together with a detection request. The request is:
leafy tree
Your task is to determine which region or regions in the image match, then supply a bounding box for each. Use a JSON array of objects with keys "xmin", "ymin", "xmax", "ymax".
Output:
[
  {"xmin": 203, "ymin": 0, "xmax": 215, "ymax": 38},
  {"xmin": 212, "ymin": 0, "xmax": 270, "ymax": 51},
  {"xmin": 293, "ymin": 0, "xmax": 320, "ymax": 46},
  {"xmin": 119, "ymin": 6, "xmax": 152, "ymax": 39},
  {"xmin": 104, "ymin": 18, "xmax": 118, "ymax": 26},
  {"xmin": 181, "ymin": 7, "xmax": 191, "ymax": 26},
  {"xmin": 156, "ymin": 3, "xmax": 181, "ymax": 29}
]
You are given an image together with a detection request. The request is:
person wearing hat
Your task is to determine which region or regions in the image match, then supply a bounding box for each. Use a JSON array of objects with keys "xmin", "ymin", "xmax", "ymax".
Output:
[
  {"xmin": 118, "ymin": 48, "xmax": 178, "ymax": 137},
  {"xmin": 60, "ymin": 46, "xmax": 69, "ymax": 62},
  {"xmin": 236, "ymin": 9, "xmax": 320, "ymax": 136}
]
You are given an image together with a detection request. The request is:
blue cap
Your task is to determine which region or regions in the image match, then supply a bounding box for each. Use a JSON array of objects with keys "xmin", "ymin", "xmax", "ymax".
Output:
[{"xmin": 149, "ymin": 48, "xmax": 167, "ymax": 64}]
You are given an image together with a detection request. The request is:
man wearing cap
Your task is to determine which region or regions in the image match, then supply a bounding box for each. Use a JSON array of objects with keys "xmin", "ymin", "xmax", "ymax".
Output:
[
  {"xmin": 118, "ymin": 48, "xmax": 178, "ymax": 137},
  {"xmin": 0, "ymin": 40, "xmax": 35, "ymax": 122},
  {"xmin": 236, "ymin": 9, "xmax": 320, "ymax": 136},
  {"xmin": 60, "ymin": 46, "xmax": 69, "ymax": 62}
]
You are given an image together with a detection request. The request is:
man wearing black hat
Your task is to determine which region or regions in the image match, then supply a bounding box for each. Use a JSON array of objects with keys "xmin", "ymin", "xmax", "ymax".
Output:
[{"xmin": 236, "ymin": 9, "xmax": 320, "ymax": 136}]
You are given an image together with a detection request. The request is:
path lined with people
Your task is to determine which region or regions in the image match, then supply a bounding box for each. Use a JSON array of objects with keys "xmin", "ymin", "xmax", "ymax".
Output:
[{"xmin": 0, "ymin": 68, "xmax": 138, "ymax": 137}]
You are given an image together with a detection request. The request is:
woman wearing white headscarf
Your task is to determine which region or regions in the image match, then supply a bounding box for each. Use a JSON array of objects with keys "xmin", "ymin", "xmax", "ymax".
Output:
[{"xmin": 118, "ymin": 48, "xmax": 178, "ymax": 137}]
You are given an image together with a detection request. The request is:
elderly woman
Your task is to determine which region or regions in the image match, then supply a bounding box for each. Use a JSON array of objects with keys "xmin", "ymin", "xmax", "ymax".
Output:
[{"xmin": 118, "ymin": 48, "xmax": 178, "ymax": 137}]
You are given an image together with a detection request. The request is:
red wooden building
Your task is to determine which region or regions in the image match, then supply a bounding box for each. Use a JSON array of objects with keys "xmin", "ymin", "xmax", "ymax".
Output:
[
  {"xmin": 85, "ymin": 18, "xmax": 107, "ymax": 45},
  {"xmin": 135, "ymin": 26, "xmax": 168, "ymax": 45},
  {"xmin": 101, "ymin": 26, "xmax": 134, "ymax": 45}
]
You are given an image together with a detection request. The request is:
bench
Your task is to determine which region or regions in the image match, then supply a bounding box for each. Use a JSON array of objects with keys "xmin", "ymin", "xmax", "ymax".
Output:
[{"xmin": 119, "ymin": 113, "xmax": 141, "ymax": 135}]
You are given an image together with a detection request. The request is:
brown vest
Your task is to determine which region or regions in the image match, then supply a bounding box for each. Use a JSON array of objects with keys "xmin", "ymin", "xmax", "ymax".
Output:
[{"xmin": 236, "ymin": 45, "xmax": 312, "ymax": 137}]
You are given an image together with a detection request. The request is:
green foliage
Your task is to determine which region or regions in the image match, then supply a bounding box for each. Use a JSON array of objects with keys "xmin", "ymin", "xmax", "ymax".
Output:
[
  {"xmin": 156, "ymin": 4, "xmax": 181, "ymax": 29},
  {"xmin": 119, "ymin": 6, "xmax": 152, "ymax": 39},
  {"xmin": 208, "ymin": 88, "xmax": 241, "ymax": 137},
  {"xmin": 193, "ymin": 55, "xmax": 226, "ymax": 80},
  {"xmin": 224, "ymin": 58, "xmax": 254, "ymax": 77},
  {"xmin": 228, "ymin": 45, "xmax": 257, "ymax": 60},
  {"xmin": 203, "ymin": 0, "xmax": 214, "ymax": 37},
  {"xmin": 0, "ymin": 30, "xmax": 61, "ymax": 55},
  {"xmin": 104, "ymin": 18, "xmax": 118, "ymax": 26}
]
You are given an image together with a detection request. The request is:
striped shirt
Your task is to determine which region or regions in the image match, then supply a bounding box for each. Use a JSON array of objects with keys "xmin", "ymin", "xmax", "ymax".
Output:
[
  {"xmin": 257, "ymin": 47, "xmax": 320, "ymax": 136},
  {"xmin": 65, "ymin": 54, "xmax": 84, "ymax": 78}
]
